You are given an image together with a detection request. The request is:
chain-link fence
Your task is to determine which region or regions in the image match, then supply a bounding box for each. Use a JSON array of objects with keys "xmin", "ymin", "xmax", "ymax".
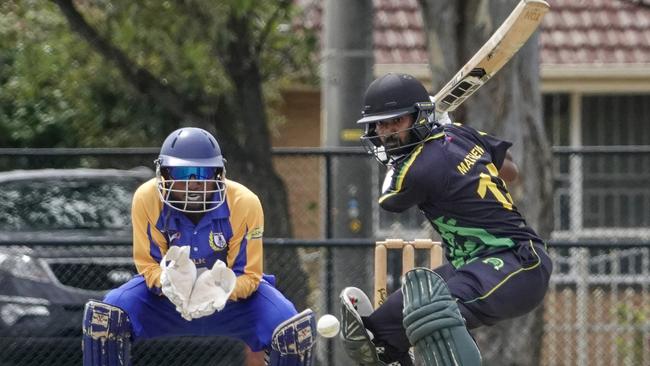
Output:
[
  {"xmin": 1, "ymin": 242, "xmax": 648, "ymax": 366},
  {"xmin": 0, "ymin": 147, "xmax": 648, "ymax": 365},
  {"xmin": 543, "ymin": 245, "xmax": 650, "ymax": 366}
]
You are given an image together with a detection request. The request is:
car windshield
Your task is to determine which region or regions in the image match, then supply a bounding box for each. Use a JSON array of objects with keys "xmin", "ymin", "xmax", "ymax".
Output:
[{"xmin": 0, "ymin": 176, "xmax": 145, "ymax": 231}]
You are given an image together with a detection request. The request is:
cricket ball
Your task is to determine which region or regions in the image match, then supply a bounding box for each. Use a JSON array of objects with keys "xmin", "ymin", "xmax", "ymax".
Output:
[{"xmin": 316, "ymin": 314, "xmax": 340, "ymax": 338}]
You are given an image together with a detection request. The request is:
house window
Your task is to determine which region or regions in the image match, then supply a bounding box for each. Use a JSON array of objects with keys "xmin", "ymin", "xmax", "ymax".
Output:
[
  {"xmin": 544, "ymin": 94, "xmax": 572, "ymax": 231},
  {"xmin": 544, "ymin": 93, "xmax": 650, "ymax": 240}
]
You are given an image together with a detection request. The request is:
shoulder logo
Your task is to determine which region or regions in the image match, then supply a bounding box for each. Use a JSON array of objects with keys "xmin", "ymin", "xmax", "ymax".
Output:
[
  {"xmin": 209, "ymin": 231, "xmax": 227, "ymax": 251},
  {"xmin": 167, "ymin": 231, "xmax": 181, "ymax": 243},
  {"xmin": 246, "ymin": 226, "xmax": 264, "ymax": 240}
]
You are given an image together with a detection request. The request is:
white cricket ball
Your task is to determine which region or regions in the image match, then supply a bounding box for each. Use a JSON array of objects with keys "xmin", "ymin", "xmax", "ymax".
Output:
[{"xmin": 316, "ymin": 314, "xmax": 340, "ymax": 338}]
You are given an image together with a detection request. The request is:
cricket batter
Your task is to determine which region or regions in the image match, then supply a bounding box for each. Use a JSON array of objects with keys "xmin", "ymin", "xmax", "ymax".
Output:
[
  {"xmin": 340, "ymin": 73, "xmax": 553, "ymax": 365},
  {"xmin": 82, "ymin": 127, "xmax": 316, "ymax": 366}
]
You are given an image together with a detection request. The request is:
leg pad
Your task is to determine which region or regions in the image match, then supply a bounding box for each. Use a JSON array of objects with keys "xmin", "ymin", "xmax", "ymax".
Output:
[
  {"xmin": 82, "ymin": 300, "xmax": 132, "ymax": 366},
  {"xmin": 269, "ymin": 309, "xmax": 316, "ymax": 366},
  {"xmin": 402, "ymin": 268, "xmax": 481, "ymax": 366}
]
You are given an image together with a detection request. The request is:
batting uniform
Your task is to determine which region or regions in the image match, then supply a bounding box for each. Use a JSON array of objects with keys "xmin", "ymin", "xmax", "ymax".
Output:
[
  {"xmin": 103, "ymin": 178, "xmax": 297, "ymax": 352},
  {"xmin": 364, "ymin": 123, "xmax": 553, "ymax": 356}
]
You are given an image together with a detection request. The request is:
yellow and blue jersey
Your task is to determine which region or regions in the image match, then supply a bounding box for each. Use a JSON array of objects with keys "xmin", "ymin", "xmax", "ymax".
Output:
[
  {"xmin": 379, "ymin": 123, "xmax": 543, "ymax": 268},
  {"xmin": 131, "ymin": 178, "xmax": 264, "ymax": 300}
]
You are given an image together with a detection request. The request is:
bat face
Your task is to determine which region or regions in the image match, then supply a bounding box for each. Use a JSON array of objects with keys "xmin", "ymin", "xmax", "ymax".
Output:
[
  {"xmin": 433, "ymin": 0, "xmax": 550, "ymax": 114},
  {"xmin": 437, "ymin": 68, "xmax": 488, "ymax": 113}
]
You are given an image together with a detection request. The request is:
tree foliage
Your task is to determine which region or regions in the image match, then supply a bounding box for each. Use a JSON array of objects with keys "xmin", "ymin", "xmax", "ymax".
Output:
[
  {"xmin": 1, "ymin": 0, "xmax": 317, "ymax": 239},
  {"xmin": 0, "ymin": 0, "xmax": 317, "ymax": 149},
  {"xmin": 1, "ymin": 2, "xmax": 160, "ymax": 146}
]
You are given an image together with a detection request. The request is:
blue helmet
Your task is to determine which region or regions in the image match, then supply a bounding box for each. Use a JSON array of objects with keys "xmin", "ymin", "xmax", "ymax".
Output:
[
  {"xmin": 155, "ymin": 128, "xmax": 226, "ymax": 213},
  {"xmin": 158, "ymin": 127, "xmax": 225, "ymax": 168}
]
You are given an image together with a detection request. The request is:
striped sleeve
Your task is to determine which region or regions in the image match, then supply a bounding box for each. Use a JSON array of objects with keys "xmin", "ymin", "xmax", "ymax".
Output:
[
  {"xmin": 225, "ymin": 182, "xmax": 264, "ymax": 300},
  {"xmin": 131, "ymin": 179, "xmax": 168, "ymax": 294},
  {"xmin": 378, "ymin": 144, "xmax": 428, "ymax": 212}
]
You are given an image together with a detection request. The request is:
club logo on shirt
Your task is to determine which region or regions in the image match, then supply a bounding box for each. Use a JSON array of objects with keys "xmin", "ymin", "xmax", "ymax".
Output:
[
  {"xmin": 482, "ymin": 257, "xmax": 504, "ymax": 271},
  {"xmin": 209, "ymin": 231, "xmax": 227, "ymax": 252}
]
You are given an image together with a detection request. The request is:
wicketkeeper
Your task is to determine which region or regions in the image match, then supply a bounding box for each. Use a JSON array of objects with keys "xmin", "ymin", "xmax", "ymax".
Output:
[
  {"xmin": 82, "ymin": 127, "xmax": 316, "ymax": 366},
  {"xmin": 339, "ymin": 73, "xmax": 553, "ymax": 366}
]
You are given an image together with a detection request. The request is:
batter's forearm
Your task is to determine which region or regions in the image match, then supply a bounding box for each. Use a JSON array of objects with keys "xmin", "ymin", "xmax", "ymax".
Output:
[{"xmin": 498, "ymin": 151, "xmax": 519, "ymax": 183}]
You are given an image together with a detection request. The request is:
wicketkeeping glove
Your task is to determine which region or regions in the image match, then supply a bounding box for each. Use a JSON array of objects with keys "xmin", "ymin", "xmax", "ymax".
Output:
[
  {"xmin": 186, "ymin": 260, "xmax": 236, "ymax": 320},
  {"xmin": 160, "ymin": 246, "xmax": 196, "ymax": 320}
]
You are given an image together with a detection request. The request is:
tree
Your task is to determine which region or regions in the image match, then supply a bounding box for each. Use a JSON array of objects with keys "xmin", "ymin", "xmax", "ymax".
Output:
[
  {"xmin": 2, "ymin": 0, "xmax": 316, "ymax": 237},
  {"xmin": 0, "ymin": 1, "xmax": 182, "ymax": 148},
  {"xmin": 47, "ymin": 0, "xmax": 317, "ymax": 238},
  {"xmin": 1, "ymin": 0, "xmax": 317, "ymax": 308},
  {"xmin": 418, "ymin": 0, "xmax": 553, "ymax": 365}
]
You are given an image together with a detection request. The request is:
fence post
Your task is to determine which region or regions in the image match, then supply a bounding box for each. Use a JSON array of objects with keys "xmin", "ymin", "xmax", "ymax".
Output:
[{"xmin": 325, "ymin": 153, "xmax": 334, "ymax": 366}]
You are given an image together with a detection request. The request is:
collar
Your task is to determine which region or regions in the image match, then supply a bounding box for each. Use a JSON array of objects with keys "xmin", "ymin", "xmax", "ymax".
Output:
[{"xmin": 156, "ymin": 200, "xmax": 230, "ymax": 233}]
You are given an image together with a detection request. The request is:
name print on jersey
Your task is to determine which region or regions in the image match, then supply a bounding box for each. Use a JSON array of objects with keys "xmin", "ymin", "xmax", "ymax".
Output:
[{"xmin": 457, "ymin": 145, "xmax": 486, "ymax": 174}]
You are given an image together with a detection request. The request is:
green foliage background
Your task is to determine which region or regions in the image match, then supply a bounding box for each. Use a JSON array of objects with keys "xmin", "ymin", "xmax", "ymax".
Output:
[{"xmin": 0, "ymin": 0, "xmax": 317, "ymax": 148}]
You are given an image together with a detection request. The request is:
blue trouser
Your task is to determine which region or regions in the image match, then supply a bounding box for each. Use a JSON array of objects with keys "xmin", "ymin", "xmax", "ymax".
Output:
[
  {"xmin": 103, "ymin": 274, "xmax": 297, "ymax": 352},
  {"xmin": 364, "ymin": 241, "xmax": 553, "ymax": 356}
]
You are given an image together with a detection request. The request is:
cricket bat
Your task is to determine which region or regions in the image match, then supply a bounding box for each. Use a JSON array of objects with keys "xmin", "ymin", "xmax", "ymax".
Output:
[{"xmin": 433, "ymin": 0, "xmax": 550, "ymax": 114}]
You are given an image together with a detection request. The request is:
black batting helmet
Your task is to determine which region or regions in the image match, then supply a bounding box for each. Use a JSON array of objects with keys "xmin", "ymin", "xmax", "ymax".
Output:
[{"xmin": 357, "ymin": 73, "xmax": 437, "ymax": 164}]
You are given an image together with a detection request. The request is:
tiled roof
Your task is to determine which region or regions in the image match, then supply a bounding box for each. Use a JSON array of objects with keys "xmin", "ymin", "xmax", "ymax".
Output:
[
  {"xmin": 298, "ymin": 0, "xmax": 650, "ymax": 66},
  {"xmin": 373, "ymin": 0, "xmax": 427, "ymax": 64},
  {"xmin": 542, "ymin": 0, "xmax": 650, "ymax": 65}
]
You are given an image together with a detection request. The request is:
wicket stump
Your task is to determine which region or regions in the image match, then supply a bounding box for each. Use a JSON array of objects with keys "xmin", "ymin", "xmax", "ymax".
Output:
[{"xmin": 373, "ymin": 239, "xmax": 443, "ymax": 308}]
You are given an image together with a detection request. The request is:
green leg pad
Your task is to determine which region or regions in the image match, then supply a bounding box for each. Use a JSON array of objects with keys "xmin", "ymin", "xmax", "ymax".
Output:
[{"xmin": 402, "ymin": 268, "xmax": 481, "ymax": 366}]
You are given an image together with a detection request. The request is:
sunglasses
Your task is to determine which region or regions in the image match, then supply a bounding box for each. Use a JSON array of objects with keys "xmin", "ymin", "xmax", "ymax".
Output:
[{"xmin": 166, "ymin": 167, "xmax": 219, "ymax": 180}]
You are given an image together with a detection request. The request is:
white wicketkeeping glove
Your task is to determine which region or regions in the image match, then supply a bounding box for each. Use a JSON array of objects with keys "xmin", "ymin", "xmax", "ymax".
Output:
[
  {"xmin": 160, "ymin": 246, "xmax": 196, "ymax": 319},
  {"xmin": 186, "ymin": 260, "xmax": 237, "ymax": 320}
]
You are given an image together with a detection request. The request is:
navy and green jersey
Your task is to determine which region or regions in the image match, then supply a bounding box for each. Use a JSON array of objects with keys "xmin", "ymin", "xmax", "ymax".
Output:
[{"xmin": 379, "ymin": 123, "xmax": 543, "ymax": 268}]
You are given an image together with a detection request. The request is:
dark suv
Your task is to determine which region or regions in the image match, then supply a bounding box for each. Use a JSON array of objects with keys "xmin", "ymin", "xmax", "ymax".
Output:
[{"xmin": 0, "ymin": 168, "xmax": 150, "ymax": 363}]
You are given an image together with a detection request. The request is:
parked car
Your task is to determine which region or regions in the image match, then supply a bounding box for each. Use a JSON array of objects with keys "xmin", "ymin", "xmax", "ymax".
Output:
[{"xmin": 0, "ymin": 168, "xmax": 149, "ymax": 363}]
